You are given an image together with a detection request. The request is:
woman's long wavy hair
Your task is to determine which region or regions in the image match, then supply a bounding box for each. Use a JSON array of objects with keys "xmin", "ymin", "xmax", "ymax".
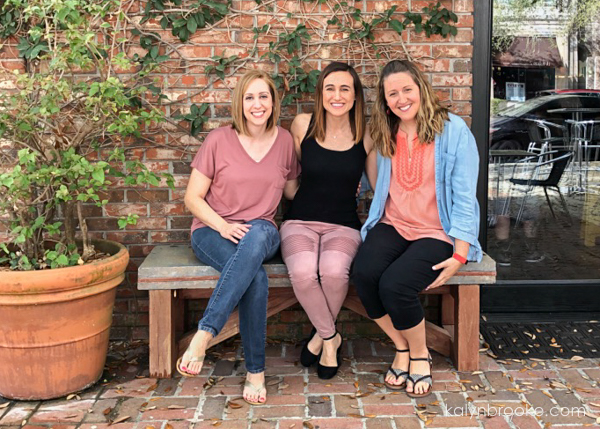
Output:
[
  {"xmin": 369, "ymin": 60, "xmax": 449, "ymax": 158},
  {"xmin": 307, "ymin": 62, "xmax": 365, "ymax": 144}
]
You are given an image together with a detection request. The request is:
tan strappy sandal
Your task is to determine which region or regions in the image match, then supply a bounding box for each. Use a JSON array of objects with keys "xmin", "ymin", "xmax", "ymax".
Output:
[
  {"xmin": 176, "ymin": 351, "xmax": 206, "ymax": 378},
  {"xmin": 243, "ymin": 379, "xmax": 267, "ymax": 405}
]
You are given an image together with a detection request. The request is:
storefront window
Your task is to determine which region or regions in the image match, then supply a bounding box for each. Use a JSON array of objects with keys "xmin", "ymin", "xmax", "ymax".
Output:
[{"xmin": 487, "ymin": 0, "xmax": 600, "ymax": 281}]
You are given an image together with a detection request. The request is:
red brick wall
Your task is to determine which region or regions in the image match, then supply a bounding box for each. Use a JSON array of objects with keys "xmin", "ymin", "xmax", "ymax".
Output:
[{"xmin": 0, "ymin": 0, "xmax": 474, "ymax": 341}]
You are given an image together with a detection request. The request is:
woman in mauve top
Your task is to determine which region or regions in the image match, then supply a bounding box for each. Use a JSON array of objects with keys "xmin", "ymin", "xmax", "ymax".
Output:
[
  {"xmin": 352, "ymin": 60, "xmax": 481, "ymax": 398},
  {"xmin": 182, "ymin": 70, "xmax": 300, "ymax": 405},
  {"xmin": 280, "ymin": 62, "xmax": 377, "ymax": 380}
]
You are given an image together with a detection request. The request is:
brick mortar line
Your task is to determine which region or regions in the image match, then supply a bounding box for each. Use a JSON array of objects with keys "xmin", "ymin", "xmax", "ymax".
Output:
[{"xmin": 549, "ymin": 360, "xmax": 597, "ymax": 422}]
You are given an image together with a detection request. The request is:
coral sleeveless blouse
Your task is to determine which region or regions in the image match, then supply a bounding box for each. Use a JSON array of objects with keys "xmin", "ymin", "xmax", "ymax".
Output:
[{"xmin": 381, "ymin": 130, "xmax": 451, "ymax": 244}]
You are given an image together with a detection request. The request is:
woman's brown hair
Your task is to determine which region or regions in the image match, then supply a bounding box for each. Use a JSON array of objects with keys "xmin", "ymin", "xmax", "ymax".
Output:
[
  {"xmin": 231, "ymin": 70, "xmax": 280, "ymax": 135},
  {"xmin": 307, "ymin": 62, "xmax": 365, "ymax": 144},
  {"xmin": 369, "ymin": 60, "xmax": 449, "ymax": 158}
]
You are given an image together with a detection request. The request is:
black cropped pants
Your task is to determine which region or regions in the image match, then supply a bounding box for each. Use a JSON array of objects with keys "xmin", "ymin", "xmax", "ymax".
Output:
[{"xmin": 351, "ymin": 223, "xmax": 453, "ymax": 330}]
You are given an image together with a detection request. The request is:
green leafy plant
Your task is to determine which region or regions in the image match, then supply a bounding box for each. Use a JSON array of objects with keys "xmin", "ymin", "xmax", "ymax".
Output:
[
  {"xmin": 0, "ymin": 0, "xmax": 173, "ymax": 270},
  {"xmin": 174, "ymin": 103, "xmax": 210, "ymax": 136},
  {"xmin": 205, "ymin": 54, "xmax": 240, "ymax": 79},
  {"xmin": 144, "ymin": 0, "xmax": 231, "ymax": 42}
]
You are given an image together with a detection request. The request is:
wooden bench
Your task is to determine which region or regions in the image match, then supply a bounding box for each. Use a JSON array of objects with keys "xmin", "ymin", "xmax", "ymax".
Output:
[{"xmin": 138, "ymin": 245, "xmax": 496, "ymax": 377}]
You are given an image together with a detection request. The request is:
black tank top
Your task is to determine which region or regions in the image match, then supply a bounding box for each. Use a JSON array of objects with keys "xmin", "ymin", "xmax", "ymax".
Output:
[{"xmin": 285, "ymin": 125, "xmax": 367, "ymax": 230}]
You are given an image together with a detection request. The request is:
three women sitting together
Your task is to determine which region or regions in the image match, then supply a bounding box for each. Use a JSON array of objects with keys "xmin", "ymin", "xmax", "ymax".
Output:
[{"xmin": 180, "ymin": 60, "xmax": 482, "ymax": 405}]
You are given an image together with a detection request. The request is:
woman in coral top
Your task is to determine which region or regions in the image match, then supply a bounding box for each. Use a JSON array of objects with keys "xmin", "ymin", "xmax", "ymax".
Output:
[
  {"xmin": 351, "ymin": 60, "xmax": 482, "ymax": 398},
  {"xmin": 182, "ymin": 70, "xmax": 300, "ymax": 405}
]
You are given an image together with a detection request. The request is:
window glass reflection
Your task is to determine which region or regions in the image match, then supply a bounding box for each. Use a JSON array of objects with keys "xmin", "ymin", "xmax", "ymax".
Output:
[{"xmin": 488, "ymin": 0, "xmax": 600, "ymax": 280}]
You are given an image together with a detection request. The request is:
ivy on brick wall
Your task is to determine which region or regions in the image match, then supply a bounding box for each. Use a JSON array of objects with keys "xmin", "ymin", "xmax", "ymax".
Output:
[
  {"xmin": 135, "ymin": 0, "xmax": 459, "ymax": 128},
  {"xmin": 0, "ymin": 0, "xmax": 458, "ymax": 136}
]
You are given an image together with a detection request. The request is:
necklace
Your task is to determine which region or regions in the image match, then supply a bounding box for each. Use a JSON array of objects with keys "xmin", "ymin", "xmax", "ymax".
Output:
[{"xmin": 328, "ymin": 127, "xmax": 350, "ymax": 140}]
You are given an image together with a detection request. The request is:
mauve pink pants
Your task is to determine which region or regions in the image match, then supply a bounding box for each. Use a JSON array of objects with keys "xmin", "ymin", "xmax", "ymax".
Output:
[{"xmin": 280, "ymin": 220, "xmax": 362, "ymax": 339}]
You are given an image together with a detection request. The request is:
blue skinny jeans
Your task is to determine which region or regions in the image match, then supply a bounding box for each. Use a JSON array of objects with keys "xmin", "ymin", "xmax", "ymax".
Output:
[{"xmin": 191, "ymin": 219, "xmax": 280, "ymax": 373}]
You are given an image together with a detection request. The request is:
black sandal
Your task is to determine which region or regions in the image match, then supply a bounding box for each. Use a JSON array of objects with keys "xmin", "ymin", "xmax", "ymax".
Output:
[
  {"xmin": 300, "ymin": 327, "xmax": 321, "ymax": 367},
  {"xmin": 384, "ymin": 348, "xmax": 409, "ymax": 390},
  {"xmin": 317, "ymin": 331, "xmax": 343, "ymax": 380},
  {"xmin": 406, "ymin": 353, "xmax": 433, "ymax": 398}
]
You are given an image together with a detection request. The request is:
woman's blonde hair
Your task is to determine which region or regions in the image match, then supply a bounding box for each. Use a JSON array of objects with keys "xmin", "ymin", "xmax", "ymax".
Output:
[
  {"xmin": 307, "ymin": 62, "xmax": 365, "ymax": 144},
  {"xmin": 369, "ymin": 60, "xmax": 449, "ymax": 158},
  {"xmin": 231, "ymin": 70, "xmax": 280, "ymax": 135}
]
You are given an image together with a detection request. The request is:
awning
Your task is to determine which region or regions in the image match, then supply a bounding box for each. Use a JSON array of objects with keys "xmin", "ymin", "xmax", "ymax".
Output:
[{"xmin": 493, "ymin": 37, "xmax": 564, "ymax": 68}]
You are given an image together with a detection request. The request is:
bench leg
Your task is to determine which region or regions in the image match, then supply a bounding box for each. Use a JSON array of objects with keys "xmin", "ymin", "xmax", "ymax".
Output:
[
  {"xmin": 441, "ymin": 293, "xmax": 455, "ymax": 326},
  {"xmin": 452, "ymin": 284, "xmax": 480, "ymax": 371},
  {"xmin": 149, "ymin": 290, "xmax": 177, "ymax": 378}
]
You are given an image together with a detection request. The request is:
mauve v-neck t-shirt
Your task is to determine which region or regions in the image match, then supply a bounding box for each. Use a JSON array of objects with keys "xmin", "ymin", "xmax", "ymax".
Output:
[{"xmin": 190, "ymin": 125, "xmax": 300, "ymax": 232}]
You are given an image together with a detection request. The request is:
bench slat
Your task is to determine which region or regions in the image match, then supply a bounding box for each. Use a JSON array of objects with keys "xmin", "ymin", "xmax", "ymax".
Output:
[{"xmin": 138, "ymin": 245, "xmax": 496, "ymax": 289}]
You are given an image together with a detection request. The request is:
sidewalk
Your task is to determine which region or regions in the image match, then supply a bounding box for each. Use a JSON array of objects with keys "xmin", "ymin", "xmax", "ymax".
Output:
[{"xmin": 1, "ymin": 338, "xmax": 599, "ymax": 429}]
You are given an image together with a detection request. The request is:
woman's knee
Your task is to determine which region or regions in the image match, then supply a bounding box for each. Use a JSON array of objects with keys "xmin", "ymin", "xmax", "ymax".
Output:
[
  {"xmin": 351, "ymin": 252, "xmax": 378, "ymax": 288},
  {"xmin": 287, "ymin": 264, "xmax": 319, "ymax": 289},
  {"xmin": 242, "ymin": 221, "xmax": 279, "ymax": 255},
  {"xmin": 320, "ymin": 257, "xmax": 351, "ymax": 281},
  {"xmin": 379, "ymin": 273, "xmax": 417, "ymax": 306}
]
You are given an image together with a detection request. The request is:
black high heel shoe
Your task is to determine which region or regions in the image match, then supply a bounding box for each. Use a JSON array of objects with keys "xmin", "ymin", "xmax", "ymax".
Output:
[
  {"xmin": 317, "ymin": 332, "xmax": 343, "ymax": 380},
  {"xmin": 300, "ymin": 327, "xmax": 321, "ymax": 367}
]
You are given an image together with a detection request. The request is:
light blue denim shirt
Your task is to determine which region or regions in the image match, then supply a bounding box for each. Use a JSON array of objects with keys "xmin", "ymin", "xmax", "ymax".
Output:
[{"xmin": 361, "ymin": 113, "xmax": 483, "ymax": 262}]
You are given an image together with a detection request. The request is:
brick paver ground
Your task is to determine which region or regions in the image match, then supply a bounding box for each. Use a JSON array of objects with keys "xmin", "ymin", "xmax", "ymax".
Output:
[{"xmin": 1, "ymin": 339, "xmax": 599, "ymax": 429}]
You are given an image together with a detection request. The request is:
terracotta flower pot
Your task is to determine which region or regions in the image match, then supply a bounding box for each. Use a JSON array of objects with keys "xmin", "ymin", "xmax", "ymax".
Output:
[{"xmin": 0, "ymin": 239, "xmax": 129, "ymax": 400}]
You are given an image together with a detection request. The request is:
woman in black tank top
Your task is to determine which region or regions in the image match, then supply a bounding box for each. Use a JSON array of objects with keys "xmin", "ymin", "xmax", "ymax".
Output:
[{"xmin": 280, "ymin": 62, "xmax": 377, "ymax": 379}]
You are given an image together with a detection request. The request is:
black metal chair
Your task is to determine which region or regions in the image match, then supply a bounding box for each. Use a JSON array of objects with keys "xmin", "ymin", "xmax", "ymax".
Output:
[{"xmin": 509, "ymin": 150, "xmax": 574, "ymax": 226}]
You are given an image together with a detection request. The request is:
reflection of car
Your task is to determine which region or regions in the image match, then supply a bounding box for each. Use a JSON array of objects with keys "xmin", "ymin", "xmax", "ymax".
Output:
[
  {"xmin": 536, "ymin": 89, "xmax": 600, "ymax": 97},
  {"xmin": 490, "ymin": 93, "xmax": 600, "ymax": 151}
]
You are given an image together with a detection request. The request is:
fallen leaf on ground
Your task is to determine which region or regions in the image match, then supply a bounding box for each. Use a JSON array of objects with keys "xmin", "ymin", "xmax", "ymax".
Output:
[
  {"xmin": 167, "ymin": 405, "xmax": 185, "ymax": 409},
  {"xmin": 110, "ymin": 416, "xmax": 130, "ymax": 425}
]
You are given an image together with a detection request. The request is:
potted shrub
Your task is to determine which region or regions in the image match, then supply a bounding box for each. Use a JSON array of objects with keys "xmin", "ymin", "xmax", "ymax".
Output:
[{"xmin": 0, "ymin": 0, "xmax": 172, "ymax": 399}]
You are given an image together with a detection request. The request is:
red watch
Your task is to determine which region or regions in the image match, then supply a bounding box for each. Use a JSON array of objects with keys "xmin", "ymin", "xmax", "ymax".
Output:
[{"xmin": 452, "ymin": 253, "xmax": 467, "ymax": 265}]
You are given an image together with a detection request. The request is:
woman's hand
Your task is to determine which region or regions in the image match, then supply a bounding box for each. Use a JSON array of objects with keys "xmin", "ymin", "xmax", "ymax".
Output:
[
  {"xmin": 425, "ymin": 257, "xmax": 463, "ymax": 290},
  {"xmin": 220, "ymin": 222, "xmax": 252, "ymax": 244}
]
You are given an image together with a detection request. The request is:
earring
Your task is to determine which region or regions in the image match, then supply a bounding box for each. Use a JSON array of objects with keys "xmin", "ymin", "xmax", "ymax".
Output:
[{"xmin": 386, "ymin": 108, "xmax": 390, "ymax": 115}]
